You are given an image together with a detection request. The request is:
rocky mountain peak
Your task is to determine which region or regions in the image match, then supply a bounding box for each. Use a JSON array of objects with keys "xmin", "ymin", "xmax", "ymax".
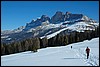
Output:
[
  {"xmin": 41, "ymin": 15, "xmax": 50, "ymax": 22},
  {"xmin": 65, "ymin": 11, "xmax": 71, "ymax": 15},
  {"xmin": 55, "ymin": 11, "xmax": 64, "ymax": 15},
  {"xmin": 1, "ymin": 11, "xmax": 99, "ymax": 44},
  {"xmin": 51, "ymin": 11, "xmax": 65, "ymax": 24},
  {"xmin": 30, "ymin": 19, "xmax": 35, "ymax": 23}
]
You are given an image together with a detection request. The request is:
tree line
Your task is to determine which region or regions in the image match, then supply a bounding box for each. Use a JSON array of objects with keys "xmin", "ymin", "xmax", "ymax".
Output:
[
  {"xmin": 1, "ymin": 26, "xmax": 99, "ymax": 56},
  {"xmin": 1, "ymin": 38, "xmax": 40, "ymax": 55}
]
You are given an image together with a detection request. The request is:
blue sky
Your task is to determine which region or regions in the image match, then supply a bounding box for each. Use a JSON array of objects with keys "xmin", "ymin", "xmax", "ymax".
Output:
[{"xmin": 1, "ymin": 1, "xmax": 99, "ymax": 30}]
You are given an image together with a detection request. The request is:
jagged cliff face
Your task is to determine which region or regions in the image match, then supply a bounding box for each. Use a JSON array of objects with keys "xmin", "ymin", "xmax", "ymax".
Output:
[
  {"xmin": 50, "ymin": 11, "xmax": 89, "ymax": 24},
  {"xmin": 24, "ymin": 11, "xmax": 91, "ymax": 31},
  {"xmin": 1, "ymin": 11, "xmax": 99, "ymax": 44},
  {"xmin": 24, "ymin": 15, "xmax": 50, "ymax": 31},
  {"xmin": 51, "ymin": 11, "xmax": 65, "ymax": 24}
]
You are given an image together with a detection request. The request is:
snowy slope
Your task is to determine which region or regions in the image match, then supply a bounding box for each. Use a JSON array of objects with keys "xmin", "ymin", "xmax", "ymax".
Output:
[
  {"xmin": 40, "ymin": 21, "xmax": 99, "ymax": 39},
  {"xmin": 1, "ymin": 11, "xmax": 99, "ymax": 44},
  {"xmin": 1, "ymin": 37, "xmax": 99, "ymax": 66}
]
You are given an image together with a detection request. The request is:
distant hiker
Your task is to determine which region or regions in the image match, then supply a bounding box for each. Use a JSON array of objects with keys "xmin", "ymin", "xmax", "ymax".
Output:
[
  {"xmin": 71, "ymin": 46, "xmax": 72, "ymax": 49},
  {"xmin": 86, "ymin": 47, "xmax": 90, "ymax": 59}
]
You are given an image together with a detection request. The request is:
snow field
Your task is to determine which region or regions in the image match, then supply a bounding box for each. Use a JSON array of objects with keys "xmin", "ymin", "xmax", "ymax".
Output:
[{"xmin": 1, "ymin": 38, "xmax": 99, "ymax": 66}]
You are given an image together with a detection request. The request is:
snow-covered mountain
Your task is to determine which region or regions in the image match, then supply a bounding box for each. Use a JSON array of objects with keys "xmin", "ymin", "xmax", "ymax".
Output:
[
  {"xmin": 1, "ymin": 37, "xmax": 99, "ymax": 66},
  {"xmin": 1, "ymin": 26, "xmax": 25, "ymax": 35},
  {"xmin": 23, "ymin": 15, "xmax": 50, "ymax": 31},
  {"xmin": 1, "ymin": 11, "xmax": 99, "ymax": 44}
]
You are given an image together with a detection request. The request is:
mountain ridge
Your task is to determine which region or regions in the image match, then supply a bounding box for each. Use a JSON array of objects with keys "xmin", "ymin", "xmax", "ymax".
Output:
[{"xmin": 1, "ymin": 11, "xmax": 99, "ymax": 44}]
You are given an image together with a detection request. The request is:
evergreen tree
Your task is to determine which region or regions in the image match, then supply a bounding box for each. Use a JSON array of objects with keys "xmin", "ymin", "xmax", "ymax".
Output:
[
  {"xmin": 24, "ymin": 40, "xmax": 29, "ymax": 51},
  {"xmin": 7, "ymin": 44, "xmax": 14, "ymax": 54},
  {"xmin": 40, "ymin": 37, "xmax": 48, "ymax": 48},
  {"xmin": 13, "ymin": 42, "xmax": 18, "ymax": 53},
  {"xmin": 64, "ymin": 35, "xmax": 68, "ymax": 45},
  {"xmin": 1, "ymin": 43, "xmax": 5, "ymax": 55},
  {"xmin": 60, "ymin": 34, "xmax": 64, "ymax": 45},
  {"xmin": 56, "ymin": 34, "xmax": 61, "ymax": 46},
  {"xmin": 32, "ymin": 38, "xmax": 40, "ymax": 52},
  {"xmin": 17, "ymin": 41, "xmax": 23, "ymax": 52}
]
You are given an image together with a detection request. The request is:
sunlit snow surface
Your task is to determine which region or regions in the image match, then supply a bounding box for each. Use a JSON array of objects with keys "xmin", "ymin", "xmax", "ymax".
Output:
[
  {"xmin": 1, "ymin": 38, "xmax": 99, "ymax": 66},
  {"xmin": 40, "ymin": 21, "xmax": 99, "ymax": 39}
]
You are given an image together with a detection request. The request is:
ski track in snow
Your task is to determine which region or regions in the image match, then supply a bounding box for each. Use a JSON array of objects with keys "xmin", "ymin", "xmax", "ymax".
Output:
[
  {"xmin": 72, "ymin": 45, "xmax": 99, "ymax": 66},
  {"xmin": 78, "ymin": 48, "xmax": 99, "ymax": 66}
]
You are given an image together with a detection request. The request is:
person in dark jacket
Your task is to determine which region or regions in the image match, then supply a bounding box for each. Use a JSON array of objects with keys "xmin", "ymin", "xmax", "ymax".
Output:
[
  {"xmin": 86, "ymin": 47, "xmax": 90, "ymax": 59},
  {"xmin": 71, "ymin": 46, "xmax": 72, "ymax": 49}
]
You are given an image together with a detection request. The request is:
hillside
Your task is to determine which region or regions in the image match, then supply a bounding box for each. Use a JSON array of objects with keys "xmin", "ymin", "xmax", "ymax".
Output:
[
  {"xmin": 1, "ymin": 37, "xmax": 99, "ymax": 66},
  {"xmin": 1, "ymin": 11, "xmax": 99, "ymax": 44}
]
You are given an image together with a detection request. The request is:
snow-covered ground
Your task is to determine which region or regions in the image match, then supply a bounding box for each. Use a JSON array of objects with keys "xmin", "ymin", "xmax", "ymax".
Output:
[
  {"xmin": 1, "ymin": 37, "xmax": 99, "ymax": 66},
  {"xmin": 40, "ymin": 21, "xmax": 99, "ymax": 39}
]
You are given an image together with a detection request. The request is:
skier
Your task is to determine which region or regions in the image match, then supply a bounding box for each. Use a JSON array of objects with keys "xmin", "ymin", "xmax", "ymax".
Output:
[
  {"xmin": 86, "ymin": 46, "xmax": 90, "ymax": 59},
  {"xmin": 71, "ymin": 46, "xmax": 72, "ymax": 49}
]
